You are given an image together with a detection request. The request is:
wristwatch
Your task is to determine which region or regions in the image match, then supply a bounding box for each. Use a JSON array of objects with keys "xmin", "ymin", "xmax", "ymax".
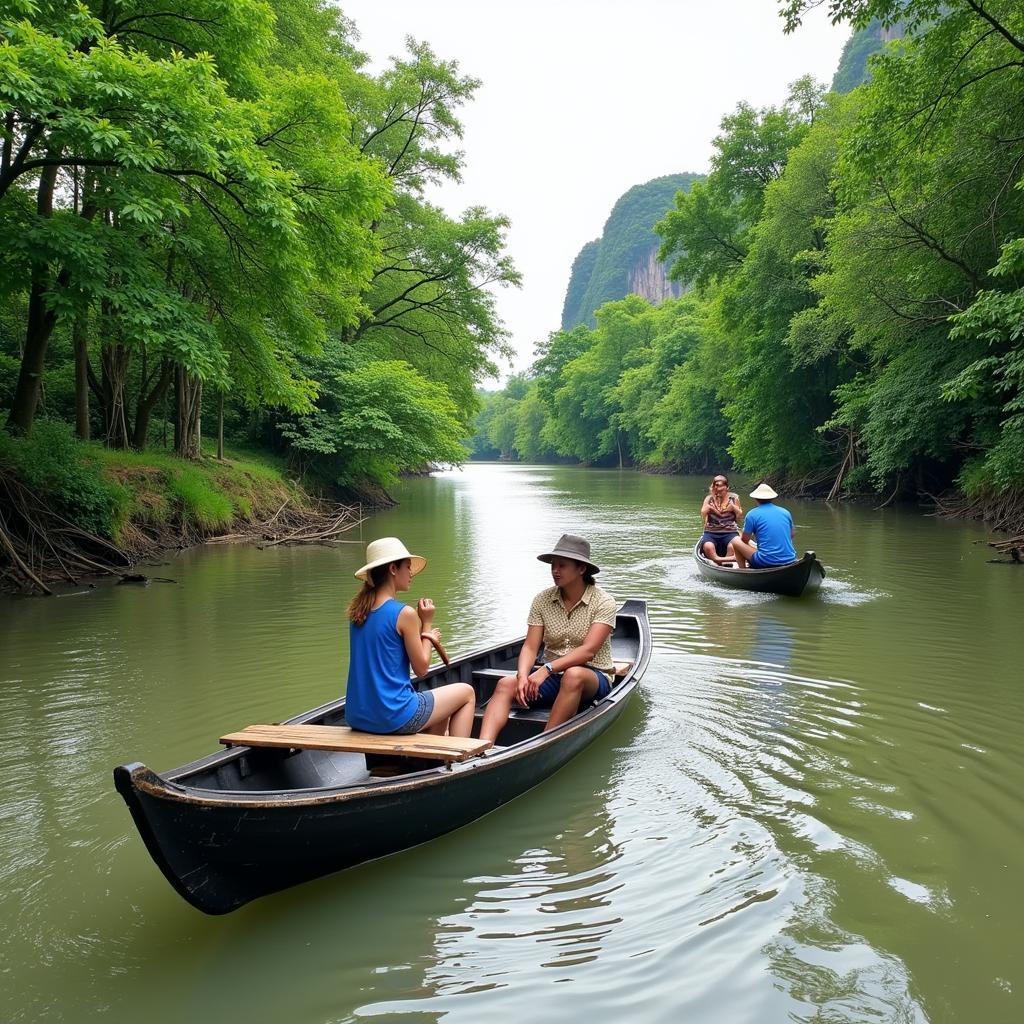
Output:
[{"xmin": 544, "ymin": 662, "xmax": 555, "ymax": 678}]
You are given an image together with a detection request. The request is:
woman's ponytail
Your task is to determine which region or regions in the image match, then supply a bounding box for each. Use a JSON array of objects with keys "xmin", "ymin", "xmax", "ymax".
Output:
[{"xmin": 347, "ymin": 563, "xmax": 391, "ymax": 624}]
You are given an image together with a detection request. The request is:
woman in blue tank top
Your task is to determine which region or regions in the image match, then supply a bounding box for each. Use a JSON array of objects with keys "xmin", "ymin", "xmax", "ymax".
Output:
[{"xmin": 345, "ymin": 537, "xmax": 475, "ymax": 737}]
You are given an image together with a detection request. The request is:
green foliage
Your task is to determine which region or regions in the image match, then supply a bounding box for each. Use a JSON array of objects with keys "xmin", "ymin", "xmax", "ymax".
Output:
[
  {"xmin": 560, "ymin": 240, "xmax": 600, "ymax": 331},
  {"xmin": 0, "ymin": 419, "xmax": 130, "ymax": 536},
  {"xmin": 468, "ymin": 391, "xmax": 503, "ymax": 459},
  {"xmin": 278, "ymin": 353, "xmax": 468, "ymax": 487},
  {"xmin": 1, "ymin": 3, "xmax": 516, "ymax": 498},
  {"xmin": 831, "ymin": 20, "xmax": 894, "ymax": 93},
  {"xmin": 657, "ymin": 79, "xmax": 826, "ymax": 292},
  {"xmin": 948, "ymin": 237, "xmax": 1024, "ymax": 491},
  {"xmin": 471, "ymin": 3, "xmax": 1024, "ymax": 512}
]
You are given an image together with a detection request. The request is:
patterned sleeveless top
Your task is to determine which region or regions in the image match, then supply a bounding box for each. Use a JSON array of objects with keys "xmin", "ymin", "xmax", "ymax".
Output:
[{"xmin": 705, "ymin": 494, "xmax": 739, "ymax": 533}]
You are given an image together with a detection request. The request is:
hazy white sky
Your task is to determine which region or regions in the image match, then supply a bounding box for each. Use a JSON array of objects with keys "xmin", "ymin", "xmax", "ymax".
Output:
[{"xmin": 338, "ymin": 0, "xmax": 850, "ymax": 379}]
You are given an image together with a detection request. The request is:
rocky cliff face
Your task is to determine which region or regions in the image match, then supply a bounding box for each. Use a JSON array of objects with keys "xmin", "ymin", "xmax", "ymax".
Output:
[
  {"xmin": 832, "ymin": 18, "xmax": 907, "ymax": 93},
  {"xmin": 561, "ymin": 172, "xmax": 701, "ymax": 329},
  {"xmin": 628, "ymin": 244, "xmax": 684, "ymax": 305}
]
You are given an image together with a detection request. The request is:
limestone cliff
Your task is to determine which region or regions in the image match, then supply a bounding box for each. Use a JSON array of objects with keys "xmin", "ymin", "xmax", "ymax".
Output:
[
  {"xmin": 629, "ymin": 245, "xmax": 684, "ymax": 305},
  {"xmin": 832, "ymin": 18, "xmax": 907, "ymax": 93},
  {"xmin": 561, "ymin": 173, "xmax": 701, "ymax": 330}
]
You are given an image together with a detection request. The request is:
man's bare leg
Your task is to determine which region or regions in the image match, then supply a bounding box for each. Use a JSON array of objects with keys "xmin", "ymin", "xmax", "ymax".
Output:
[
  {"xmin": 479, "ymin": 675, "xmax": 517, "ymax": 744},
  {"xmin": 544, "ymin": 667, "xmax": 600, "ymax": 731},
  {"xmin": 727, "ymin": 537, "xmax": 757, "ymax": 569}
]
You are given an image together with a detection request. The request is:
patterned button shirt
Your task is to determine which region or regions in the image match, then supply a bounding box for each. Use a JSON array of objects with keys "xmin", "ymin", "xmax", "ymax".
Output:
[{"xmin": 527, "ymin": 584, "xmax": 617, "ymax": 673}]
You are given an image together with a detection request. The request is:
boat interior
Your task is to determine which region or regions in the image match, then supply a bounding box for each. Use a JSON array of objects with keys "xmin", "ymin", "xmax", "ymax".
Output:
[{"xmin": 168, "ymin": 616, "xmax": 644, "ymax": 796}]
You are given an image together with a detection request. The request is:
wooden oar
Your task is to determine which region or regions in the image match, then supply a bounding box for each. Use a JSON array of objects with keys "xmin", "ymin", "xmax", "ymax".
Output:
[{"xmin": 421, "ymin": 632, "xmax": 451, "ymax": 665}]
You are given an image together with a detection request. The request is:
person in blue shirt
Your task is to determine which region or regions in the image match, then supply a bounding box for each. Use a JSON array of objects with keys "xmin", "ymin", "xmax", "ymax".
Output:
[
  {"xmin": 727, "ymin": 483, "xmax": 798, "ymax": 569},
  {"xmin": 345, "ymin": 537, "xmax": 475, "ymax": 737}
]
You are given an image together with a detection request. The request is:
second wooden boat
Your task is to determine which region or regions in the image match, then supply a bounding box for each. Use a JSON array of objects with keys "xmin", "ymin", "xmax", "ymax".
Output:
[{"xmin": 693, "ymin": 542, "xmax": 825, "ymax": 597}]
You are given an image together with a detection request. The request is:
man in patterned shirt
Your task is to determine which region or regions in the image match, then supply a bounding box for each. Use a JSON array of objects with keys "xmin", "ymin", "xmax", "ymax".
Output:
[{"xmin": 479, "ymin": 535, "xmax": 617, "ymax": 744}]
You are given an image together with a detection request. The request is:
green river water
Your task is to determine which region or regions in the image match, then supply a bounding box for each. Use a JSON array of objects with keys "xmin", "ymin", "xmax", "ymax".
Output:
[{"xmin": 2, "ymin": 464, "xmax": 1022, "ymax": 1023}]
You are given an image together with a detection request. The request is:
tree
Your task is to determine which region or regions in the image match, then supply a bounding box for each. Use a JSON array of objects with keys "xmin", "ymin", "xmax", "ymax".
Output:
[
  {"xmin": 278, "ymin": 352, "xmax": 467, "ymax": 486},
  {"xmin": 656, "ymin": 78, "xmax": 826, "ymax": 292},
  {"xmin": 344, "ymin": 39, "xmax": 519, "ymax": 412}
]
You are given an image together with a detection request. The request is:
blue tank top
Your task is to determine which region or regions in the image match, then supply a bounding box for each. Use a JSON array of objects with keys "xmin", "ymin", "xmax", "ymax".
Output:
[{"xmin": 345, "ymin": 598, "xmax": 419, "ymax": 733}]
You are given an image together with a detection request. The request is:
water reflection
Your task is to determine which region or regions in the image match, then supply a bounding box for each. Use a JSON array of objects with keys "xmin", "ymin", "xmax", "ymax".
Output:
[
  {"xmin": 749, "ymin": 615, "xmax": 795, "ymax": 671},
  {"xmin": 355, "ymin": 703, "xmax": 637, "ymax": 1019}
]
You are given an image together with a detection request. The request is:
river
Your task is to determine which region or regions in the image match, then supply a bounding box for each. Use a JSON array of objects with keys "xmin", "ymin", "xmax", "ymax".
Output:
[{"xmin": 1, "ymin": 464, "xmax": 1021, "ymax": 1023}]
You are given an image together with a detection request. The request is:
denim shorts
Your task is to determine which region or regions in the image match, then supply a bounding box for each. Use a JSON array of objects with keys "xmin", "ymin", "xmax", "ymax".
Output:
[
  {"xmin": 391, "ymin": 690, "xmax": 435, "ymax": 734},
  {"xmin": 532, "ymin": 667, "xmax": 612, "ymax": 710},
  {"xmin": 700, "ymin": 531, "xmax": 738, "ymax": 557},
  {"xmin": 749, "ymin": 551, "xmax": 792, "ymax": 569}
]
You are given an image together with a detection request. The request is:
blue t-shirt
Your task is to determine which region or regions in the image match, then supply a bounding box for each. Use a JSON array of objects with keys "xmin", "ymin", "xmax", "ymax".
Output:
[
  {"xmin": 742, "ymin": 503, "xmax": 796, "ymax": 566},
  {"xmin": 345, "ymin": 598, "xmax": 419, "ymax": 733}
]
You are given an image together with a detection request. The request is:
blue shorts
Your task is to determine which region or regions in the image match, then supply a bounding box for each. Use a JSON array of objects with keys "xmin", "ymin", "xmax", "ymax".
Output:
[
  {"xmin": 700, "ymin": 531, "xmax": 737, "ymax": 557},
  {"xmin": 532, "ymin": 667, "xmax": 612, "ymax": 709},
  {"xmin": 749, "ymin": 551, "xmax": 792, "ymax": 569},
  {"xmin": 391, "ymin": 690, "xmax": 435, "ymax": 734}
]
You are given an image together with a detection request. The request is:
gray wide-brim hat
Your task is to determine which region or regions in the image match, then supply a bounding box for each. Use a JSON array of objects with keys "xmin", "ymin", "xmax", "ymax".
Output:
[{"xmin": 537, "ymin": 533, "xmax": 600, "ymax": 574}]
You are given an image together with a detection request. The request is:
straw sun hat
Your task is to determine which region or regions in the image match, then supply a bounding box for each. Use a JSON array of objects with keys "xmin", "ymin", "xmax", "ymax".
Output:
[
  {"xmin": 354, "ymin": 537, "xmax": 426, "ymax": 581},
  {"xmin": 749, "ymin": 483, "xmax": 779, "ymax": 500}
]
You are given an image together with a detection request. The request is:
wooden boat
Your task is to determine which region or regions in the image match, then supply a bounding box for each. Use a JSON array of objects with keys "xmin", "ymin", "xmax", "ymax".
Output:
[
  {"xmin": 114, "ymin": 600, "xmax": 651, "ymax": 915},
  {"xmin": 693, "ymin": 541, "xmax": 825, "ymax": 597}
]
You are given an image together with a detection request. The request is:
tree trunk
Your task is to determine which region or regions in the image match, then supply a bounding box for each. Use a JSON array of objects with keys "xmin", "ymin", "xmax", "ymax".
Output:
[
  {"xmin": 217, "ymin": 390, "xmax": 224, "ymax": 460},
  {"xmin": 6, "ymin": 164, "xmax": 59, "ymax": 434},
  {"xmin": 1, "ymin": 112, "xmax": 13, "ymax": 178},
  {"xmin": 101, "ymin": 340, "xmax": 131, "ymax": 449},
  {"xmin": 73, "ymin": 312, "xmax": 90, "ymax": 440},
  {"xmin": 132, "ymin": 358, "xmax": 173, "ymax": 449},
  {"xmin": 175, "ymin": 367, "xmax": 202, "ymax": 459}
]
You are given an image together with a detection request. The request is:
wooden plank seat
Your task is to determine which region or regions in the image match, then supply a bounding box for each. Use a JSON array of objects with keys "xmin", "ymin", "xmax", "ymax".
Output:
[{"xmin": 220, "ymin": 725, "xmax": 492, "ymax": 763}]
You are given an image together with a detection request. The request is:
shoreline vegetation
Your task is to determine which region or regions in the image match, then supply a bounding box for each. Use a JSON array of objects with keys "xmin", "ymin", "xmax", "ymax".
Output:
[
  {"xmin": 0, "ymin": 1, "xmax": 518, "ymax": 596},
  {"xmin": 3, "ymin": 2, "xmax": 1023, "ymax": 587},
  {"xmin": 0, "ymin": 424, "xmax": 377, "ymax": 595}
]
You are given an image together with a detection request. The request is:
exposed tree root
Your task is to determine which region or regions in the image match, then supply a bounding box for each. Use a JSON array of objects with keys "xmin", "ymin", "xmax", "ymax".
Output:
[
  {"xmin": 0, "ymin": 470, "xmax": 366, "ymax": 595},
  {"xmin": 0, "ymin": 470, "xmax": 134, "ymax": 595},
  {"xmin": 923, "ymin": 488, "xmax": 1024, "ymax": 537}
]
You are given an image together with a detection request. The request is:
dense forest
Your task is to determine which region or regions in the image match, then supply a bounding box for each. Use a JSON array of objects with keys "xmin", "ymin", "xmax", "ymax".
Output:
[
  {"xmin": 474, "ymin": 0, "xmax": 1024, "ymax": 532},
  {"xmin": 0, "ymin": 0, "xmax": 518, "ymax": 555}
]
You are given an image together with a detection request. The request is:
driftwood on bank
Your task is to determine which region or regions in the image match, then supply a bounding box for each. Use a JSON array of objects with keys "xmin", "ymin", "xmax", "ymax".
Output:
[
  {"xmin": 204, "ymin": 497, "xmax": 365, "ymax": 548},
  {"xmin": 0, "ymin": 471, "xmax": 365, "ymax": 596},
  {"xmin": 984, "ymin": 533, "xmax": 1023, "ymax": 563}
]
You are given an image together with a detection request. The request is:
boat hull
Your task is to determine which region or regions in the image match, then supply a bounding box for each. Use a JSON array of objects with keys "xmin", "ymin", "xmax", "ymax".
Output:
[
  {"xmin": 114, "ymin": 601, "xmax": 650, "ymax": 914},
  {"xmin": 693, "ymin": 543, "xmax": 825, "ymax": 597}
]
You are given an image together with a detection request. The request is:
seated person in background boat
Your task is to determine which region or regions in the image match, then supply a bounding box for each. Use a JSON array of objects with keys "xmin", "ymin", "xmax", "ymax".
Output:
[
  {"xmin": 345, "ymin": 537, "xmax": 475, "ymax": 737},
  {"xmin": 479, "ymin": 534, "xmax": 617, "ymax": 744},
  {"xmin": 726, "ymin": 483, "xmax": 797, "ymax": 569},
  {"xmin": 699, "ymin": 474, "xmax": 742, "ymax": 564}
]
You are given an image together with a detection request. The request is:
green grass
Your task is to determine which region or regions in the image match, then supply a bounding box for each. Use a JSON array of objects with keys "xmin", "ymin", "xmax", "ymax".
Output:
[{"xmin": 1, "ymin": 419, "xmax": 301, "ymax": 542}]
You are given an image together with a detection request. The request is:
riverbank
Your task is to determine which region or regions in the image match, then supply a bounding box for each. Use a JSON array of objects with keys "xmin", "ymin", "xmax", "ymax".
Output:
[{"xmin": 0, "ymin": 423, "xmax": 378, "ymax": 595}]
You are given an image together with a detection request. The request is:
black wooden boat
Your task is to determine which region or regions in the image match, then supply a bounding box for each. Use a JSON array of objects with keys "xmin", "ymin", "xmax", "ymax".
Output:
[
  {"xmin": 114, "ymin": 600, "xmax": 650, "ymax": 914},
  {"xmin": 693, "ymin": 541, "xmax": 825, "ymax": 597}
]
